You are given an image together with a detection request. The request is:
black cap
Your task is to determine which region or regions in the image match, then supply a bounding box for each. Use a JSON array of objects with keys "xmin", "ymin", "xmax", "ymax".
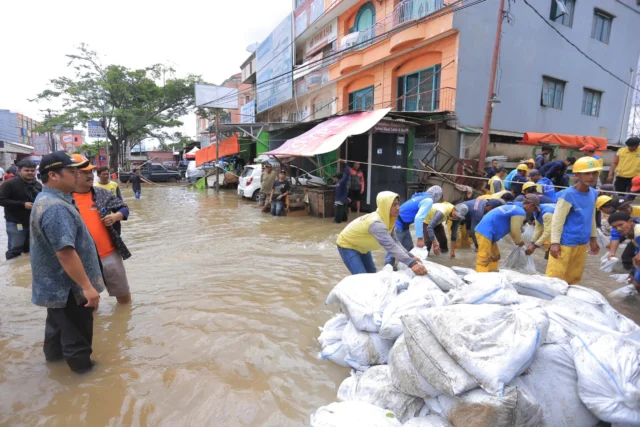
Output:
[
  {"xmin": 541, "ymin": 146, "xmax": 553, "ymax": 152},
  {"xmin": 496, "ymin": 166, "xmax": 507, "ymax": 173},
  {"xmin": 39, "ymin": 151, "xmax": 89, "ymax": 174},
  {"xmin": 608, "ymin": 211, "xmax": 631, "ymax": 225},
  {"xmin": 625, "ymin": 137, "xmax": 640, "ymax": 147}
]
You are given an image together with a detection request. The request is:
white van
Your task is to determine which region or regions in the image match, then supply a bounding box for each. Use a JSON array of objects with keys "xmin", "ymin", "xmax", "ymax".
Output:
[{"xmin": 237, "ymin": 163, "xmax": 326, "ymax": 201}]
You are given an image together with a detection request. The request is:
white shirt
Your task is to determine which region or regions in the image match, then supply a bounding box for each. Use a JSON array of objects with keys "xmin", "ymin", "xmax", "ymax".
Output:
[{"xmin": 0, "ymin": 167, "xmax": 4, "ymax": 178}]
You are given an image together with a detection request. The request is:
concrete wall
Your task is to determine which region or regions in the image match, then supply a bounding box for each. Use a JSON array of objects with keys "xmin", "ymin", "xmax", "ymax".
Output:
[{"xmin": 453, "ymin": 0, "xmax": 640, "ymax": 144}]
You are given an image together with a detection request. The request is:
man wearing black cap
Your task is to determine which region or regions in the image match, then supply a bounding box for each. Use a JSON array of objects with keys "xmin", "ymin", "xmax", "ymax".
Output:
[
  {"xmin": 608, "ymin": 212, "xmax": 640, "ymax": 290},
  {"xmin": 607, "ymin": 137, "xmax": 640, "ymax": 199},
  {"xmin": 29, "ymin": 151, "xmax": 105, "ymax": 374}
]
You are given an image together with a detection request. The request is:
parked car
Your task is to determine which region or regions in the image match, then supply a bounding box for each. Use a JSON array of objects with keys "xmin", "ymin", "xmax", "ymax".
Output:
[
  {"xmin": 119, "ymin": 163, "xmax": 182, "ymax": 183},
  {"xmin": 237, "ymin": 163, "xmax": 325, "ymax": 201},
  {"xmin": 177, "ymin": 160, "xmax": 190, "ymax": 177}
]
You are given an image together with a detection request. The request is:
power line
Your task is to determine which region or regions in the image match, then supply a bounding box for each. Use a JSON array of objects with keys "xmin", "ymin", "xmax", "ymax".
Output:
[
  {"xmin": 204, "ymin": 0, "xmax": 488, "ymax": 106},
  {"xmin": 523, "ymin": 0, "xmax": 639, "ymax": 92},
  {"xmin": 614, "ymin": 0, "xmax": 640, "ymax": 15}
]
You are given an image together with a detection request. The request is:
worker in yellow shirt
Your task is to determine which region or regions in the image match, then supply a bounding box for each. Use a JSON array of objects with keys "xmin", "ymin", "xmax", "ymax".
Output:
[
  {"xmin": 94, "ymin": 166, "xmax": 123, "ymax": 200},
  {"xmin": 421, "ymin": 202, "xmax": 466, "ymax": 256},
  {"xmin": 547, "ymin": 157, "xmax": 601, "ymax": 285},
  {"xmin": 607, "ymin": 137, "xmax": 640, "ymax": 197},
  {"xmin": 525, "ymin": 158, "xmax": 535, "ymax": 171},
  {"xmin": 487, "ymin": 167, "xmax": 507, "ymax": 194},
  {"xmin": 478, "ymin": 190, "xmax": 515, "ymax": 202}
]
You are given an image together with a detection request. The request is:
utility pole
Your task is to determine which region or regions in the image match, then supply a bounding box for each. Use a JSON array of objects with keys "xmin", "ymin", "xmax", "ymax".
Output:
[
  {"xmin": 215, "ymin": 108, "xmax": 221, "ymax": 192},
  {"xmin": 478, "ymin": 0, "xmax": 505, "ymax": 173}
]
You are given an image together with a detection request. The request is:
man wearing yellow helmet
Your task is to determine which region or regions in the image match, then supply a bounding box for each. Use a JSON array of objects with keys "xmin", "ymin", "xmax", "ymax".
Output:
[
  {"xmin": 547, "ymin": 157, "xmax": 601, "ymax": 284},
  {"xmin": 515, "ymin": 182, "xmax": 555, "ymax": 204},
  {"xmin": 511, "ymin": 164, "xmax": 529, "ymax": 195}
]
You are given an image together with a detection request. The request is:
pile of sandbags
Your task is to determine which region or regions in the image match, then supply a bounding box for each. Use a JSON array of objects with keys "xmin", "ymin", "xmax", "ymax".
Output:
[{"xmin": 314, "ymin": 267, "xmax": 640, "ymax": 426}]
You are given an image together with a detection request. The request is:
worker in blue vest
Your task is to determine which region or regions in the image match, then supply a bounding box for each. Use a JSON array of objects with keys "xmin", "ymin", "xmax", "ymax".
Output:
[
  {"xmin": 384, "ymin": 186, "xmax": 443, "ymax": 266},
  {"xmin": 526, "ymin": 203, "xmax": 556, "ymax": 258},
  {"xmin": 539, "ymin": 157, "xmax": 576, "ymax": 188},
  {"xmin": 450, "ymin": 198, "xmax": 505, "ymax": 251}
]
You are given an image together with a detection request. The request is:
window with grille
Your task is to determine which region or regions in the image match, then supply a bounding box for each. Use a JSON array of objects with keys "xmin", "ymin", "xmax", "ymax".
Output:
[
  {"xmin": 348, "ymin": 86, "xmax": 375, "ymax": 111},
  {"xmin": 541, "ymin": 77, "xmax": 565, "ymax": 110},
  {"xmin": 591, "ymin": 10, "xmax": 613, "ymax": 43},
  {"xmin": 550, "ymin": 0, "xmax": 575, "ymax": 27},
  {"xmin": 396, "ymin": 65, "xmax": 441, "ymax": 112},
  {"xmin": 582, "ymin": 88, "xmax": 602, "ymax": 117}
]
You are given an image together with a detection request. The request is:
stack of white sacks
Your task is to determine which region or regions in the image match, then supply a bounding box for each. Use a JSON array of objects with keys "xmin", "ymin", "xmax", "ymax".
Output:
[{"xmin": 312, "ymin": 263, "xmax": 640, "ymax": 427}]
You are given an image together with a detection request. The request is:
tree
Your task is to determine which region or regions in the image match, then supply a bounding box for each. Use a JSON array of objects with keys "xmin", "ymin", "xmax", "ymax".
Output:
[
  {"xmin": 33, "ymin": 44, "xmax": 200, "ymax": 169},
  {"xmin": 74, "ymin": 142, "xmax": 103, "ymax": 159}
]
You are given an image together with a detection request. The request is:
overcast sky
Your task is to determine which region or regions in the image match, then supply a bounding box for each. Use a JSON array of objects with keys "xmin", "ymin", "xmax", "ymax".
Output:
[{"xmin": 0, "ymin": 0, "xmax": 292, "ymax": 145}]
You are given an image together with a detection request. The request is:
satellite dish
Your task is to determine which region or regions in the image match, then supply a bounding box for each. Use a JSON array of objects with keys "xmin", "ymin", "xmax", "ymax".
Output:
[
  {"xmin": 553, "ymin": 0, "xmax": 568, "ymax": 17},
  {"xmin": 246, "ymin": 43, "xmax": 260, "ymax": 53}
]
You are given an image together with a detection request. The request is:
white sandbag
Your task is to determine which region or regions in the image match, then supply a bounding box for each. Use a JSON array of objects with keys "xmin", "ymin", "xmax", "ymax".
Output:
[
  {"xmin": 609, "ymin": 284, "xmax": 639, "ymax": 300},
  {"xmin": 545, "ymin": 295, "xmax": 620, "ymax": 337},
  {"xmin": 380, "ymin": 283, "xmax": 448, "ymax": 340},
  {"xmin": 342, "ymin": 321, "xmax": 394, "ymax": 371},
  {"xmin": 318, "ymin": 314, "xmax": 349, "ymax": 348},
  {"xmin": 545, "ymin": 320, "xmax": 570, "ymax": 344},
  {"xmin": 571, "ymin": 333, "xmax": 640, "ymax": 424},
  {"xmin": 310, "ymin": 400, "xmax": 403, "ymax": 427},
  {"xmin": 502, "ymin": 269, "xmax": 569, "ymax": 300},
  {"xmin": 420, "ymin": 261, "xmax": 464, "ymax": 292},
  {"xmin": 611, "ymin": 273, "xmax": 631, "ymax": 283},
  {"xmin": 511, "ymin": 342, "xmax": 599, "ymax": 427},
  {"xmin": 402, "ymin": 315, "xmax": 478, "ymax": 396},
  {"xmin": 435, "ymin": 386, "xmax": 542, "ymax": 427},
  {"xmin": 567, "ymin": 286, "xmax": 639, "ymax": 334},
  {"xmin": 326, "ymin": 271, "xmax": 398, "ymax": 332},
  {"xmin": 448, "ymin": 280, "xmax": 519, "ymax": 306},
  {"xmin": 384, "ymin": 264, "xmax": 413, "ymax": 292},
  {"xmin": 600, "ymin": 253, "xmax": 619, "ymax": 273},
  {"xmin": 521, "ymin": 223, "xmax": 535, "ymax": 243},
  {"xmin": 319, "ymin": 340, "xmax": 351, "ymax": 368},
  {"xmin": 402, "ymin": 415, "xmax": 452, "ymax": 427},
  {"xmin": 596, "ymin": 228, "xmax": 610, "ymax": 250},
  {"xmin": 462, "ymin": 271, "xmax": 504, "ymax": 286},
  {"xmin": 389, "ymin": 335, "xmax": 441, "ymax": 399},
  {"xmin": 410, "ymin": 247, "xmax": 429, "ymax": 261},
  {"xmin": 420, "ymin": 303, "xmax": 549, "ymax": 395},
  {"xmin": 337, "ymin": 365, "xmax": 425, "ymax": 423},
  {"xmin": 451, "ymin": 266, "xmax": 476, "ymax": 278},
  {"xmin": 502, "ymin": 247, "xmax": 537, "ymax": 274}
]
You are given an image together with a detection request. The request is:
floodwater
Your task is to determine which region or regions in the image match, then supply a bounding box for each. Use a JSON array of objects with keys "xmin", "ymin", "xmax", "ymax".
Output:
[{"xmin": 0, "ymin": 185, "xmax": 638, "ymax": 426}]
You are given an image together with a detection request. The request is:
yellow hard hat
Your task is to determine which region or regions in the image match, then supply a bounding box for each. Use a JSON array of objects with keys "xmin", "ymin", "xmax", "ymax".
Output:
[
  {"xmin": 596, "ymin": 195, "xmax": 612, "ymax": 210},
  {"xmin": 516, "ymin": 164, "xmax": 529, "ymax": 171},
  {"xmin": 572, "ymin": 156, "xmax": 603, "ymax": 173},
  {"xmin": 526, "ymin": 158, "xmax": 535, "ymax": 165},
  {"xmin": 522, "ymin": 182, "xmax": 537, "ymax": 192}
]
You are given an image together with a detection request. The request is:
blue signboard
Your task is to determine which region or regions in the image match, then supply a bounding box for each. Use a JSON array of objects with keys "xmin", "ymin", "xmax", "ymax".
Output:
[{"xmin": 256, "ymin": 14, "xmax": 293, "ymax": 114}]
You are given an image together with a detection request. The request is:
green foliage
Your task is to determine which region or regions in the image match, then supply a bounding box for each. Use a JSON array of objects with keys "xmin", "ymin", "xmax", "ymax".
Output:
[
  {"xmin": 74, "ymin": 142, "xmax": 104, "ymax": 158},
  {"xmin": 32, "ymin": 44, "xmax": 200, "ymax": 168}
]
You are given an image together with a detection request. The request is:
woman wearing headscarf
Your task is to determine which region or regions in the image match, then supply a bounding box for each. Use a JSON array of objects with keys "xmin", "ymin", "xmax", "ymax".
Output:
[{"xmin": 337, "ymin": 191, "xmax": 428, "ymax": 276}]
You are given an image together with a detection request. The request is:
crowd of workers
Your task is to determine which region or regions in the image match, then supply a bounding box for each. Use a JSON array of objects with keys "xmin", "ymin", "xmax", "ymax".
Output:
[{"xmin": 335, "ymin": 136, "xmax": 640, "ymax": 290}]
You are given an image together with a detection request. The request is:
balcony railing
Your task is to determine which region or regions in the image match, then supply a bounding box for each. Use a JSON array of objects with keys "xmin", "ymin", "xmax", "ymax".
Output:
[
  {"xmin": 396, "ymin": 87, "xmax": 455, "ymax": 113},
  {"xmin": 338, "ymin": 0, "xmax": 456, "ymax": 54},
  {"xmin": 392, "ymin": 0, "xmax": 445, "ymax": 28}
]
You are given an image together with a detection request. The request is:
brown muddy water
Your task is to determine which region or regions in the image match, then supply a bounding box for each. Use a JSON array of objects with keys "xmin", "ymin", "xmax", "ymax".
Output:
[{"xmin": 0, "ymin": 185, "xmax": 638, "ymax": 426}]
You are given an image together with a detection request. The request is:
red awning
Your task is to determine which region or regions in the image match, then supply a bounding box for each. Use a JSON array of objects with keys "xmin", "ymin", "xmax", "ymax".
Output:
[
  {"xmin": 265, "ymin": 108, "xmax": 391, "ymax": 157},
  {"xmin": 185, "ymin": 146, "xmax": 200, "ymax": 159},
  {"xmin": 521, "ymin": 133, "xmax": 607, "ymax": 151},
  {"xmin": 196, "ymin": 135, "xmax": 240, "ymax": 167}
]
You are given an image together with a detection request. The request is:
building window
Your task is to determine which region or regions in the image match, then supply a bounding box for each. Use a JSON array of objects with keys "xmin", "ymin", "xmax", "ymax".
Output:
[
  {"xmin": 397, "ymin": 65, "xmax": 441, "ymax": 112},
  {"xmin": 541, "ymin": 77, "xmax": 565, "ymax": 109},
  {"xmin": 582, "ymin": 88, "xmax": 602, "ymax": 116},
  {"xmin": 550, "ymin": 0, "xmax": 575, "ymax": 27},
  {"xmin": 348, "ymin": 86, "xmax": 375, "ymax": 111},
  {"xmin": 591, "ymin": 10, "xmax": 612, "ymax": 43}
]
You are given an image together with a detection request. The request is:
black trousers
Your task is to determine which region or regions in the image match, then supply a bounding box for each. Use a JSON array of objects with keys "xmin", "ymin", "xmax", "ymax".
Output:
[
  {"xmin": 615, "ymin": 177, "xmax": 635, "ymax": 200},
  {"xmin": 422, "ymin": 223, "xmax": 449, "ymax": 253},
  {"xmin": 44, "ymin": 290, "xmax": 95, "ymax": 372},
  {"xmin": 334, "ymin": 203, "xmax": 348, "ymax": 224},
  {"xmin": 622, "ymin": 242, "xmax": 636, "ymax": 271}
]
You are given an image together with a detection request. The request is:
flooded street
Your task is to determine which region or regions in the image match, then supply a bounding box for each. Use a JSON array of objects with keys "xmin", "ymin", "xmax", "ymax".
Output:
[{"xmin": 1, "ymin": 185, "xmax": 638, "ymax": 426}]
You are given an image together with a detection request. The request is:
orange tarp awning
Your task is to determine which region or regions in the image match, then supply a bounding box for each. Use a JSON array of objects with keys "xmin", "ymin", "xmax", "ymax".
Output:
[
  {"xmin": 195, "ymin": 135, "xmax": 240, "ymax": 167},
  {"xmin": 521, "ymin": 133, "xmax": 607, "ymax": 151}
]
